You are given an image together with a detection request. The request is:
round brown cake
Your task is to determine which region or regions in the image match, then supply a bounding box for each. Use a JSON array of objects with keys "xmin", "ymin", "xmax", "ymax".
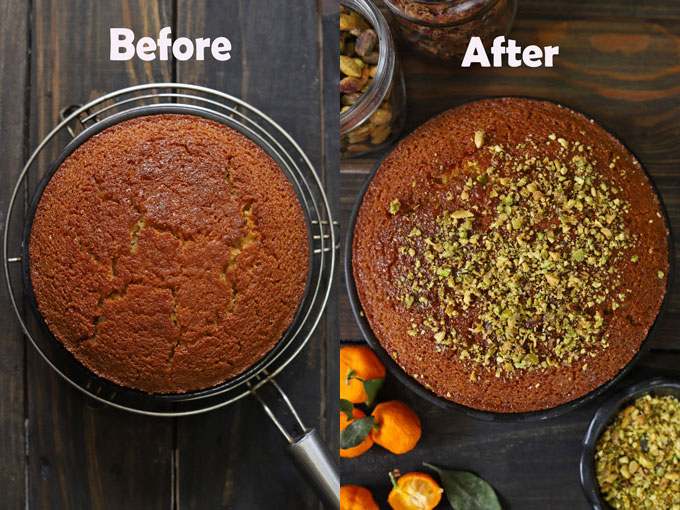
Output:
[
  {"xmin": 353, "ymin": 98, "xmax": 669, "ymax": 413},
  {"xmin": 29, "ymin": 114, "xmax": 309, "ymax": 394}
]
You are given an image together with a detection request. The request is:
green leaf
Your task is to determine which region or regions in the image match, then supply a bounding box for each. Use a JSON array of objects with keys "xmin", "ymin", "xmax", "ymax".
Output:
[
  {"xmin": 344, "ymin": 367, "xmax": 383, "ymax": 406},
  {"xmin": 340, "ymin": 399, "xmax": 355, "ymax": 421},
  {"xmin": 361, "ymin": 377, "xmax": 384, "ymax": 406},
  {"xmin": 423, "ymin": 463, "xmax": 501, "ymax": 510},
  {"xmin": 340, "ymin": 416, "xmax": 375, "ymax": 450}
]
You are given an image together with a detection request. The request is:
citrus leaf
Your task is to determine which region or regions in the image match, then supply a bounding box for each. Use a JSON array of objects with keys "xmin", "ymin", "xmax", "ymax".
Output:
[
  {"xmin": 345, "ymin": 368, "xmax": 356, "ymax": 385},
  {"xmin": 340, "ymin": 399, "xmax": 355, "ymax": 421},
  {"xmin": 361, "ymin": 377, "xmax": 384, "ymax": 406},
  {"xmin": 340, "ymin": 416, "xmax": 375, "ymax": 450},
  {"xmin": 423, "ymin": 463, "xmax": 501, "ymax": 510}
]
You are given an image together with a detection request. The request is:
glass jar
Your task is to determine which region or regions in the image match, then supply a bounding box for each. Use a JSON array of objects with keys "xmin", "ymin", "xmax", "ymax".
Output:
[
  {"xmin": 383, "ymin": 0, "xmax": 518, "ymax": 62},
  {"xmin": 340, "ymin": 0, "xmax": 406, "ymax": 159}
]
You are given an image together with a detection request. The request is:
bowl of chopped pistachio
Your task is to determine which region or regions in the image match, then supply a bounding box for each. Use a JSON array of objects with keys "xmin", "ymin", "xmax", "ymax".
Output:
[{"xmin": 580, "ymin": 377, "xmax": 680, "ymax": 510}]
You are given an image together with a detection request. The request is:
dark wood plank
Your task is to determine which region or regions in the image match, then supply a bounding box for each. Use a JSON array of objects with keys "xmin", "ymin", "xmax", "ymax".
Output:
[
  {"xmin": 519, "ymin": 0, "xmax": 680, "ymax": 19},
  {"xmin": 340, "ymin": 351, "xmax": 680, "ymax": 510},
  {"xmin": 322, "ymin": 0, "xmax": 341, "ymax": 458},
  {"xmin": 174, "ymin": 1, "xmax": 333, "ymax": 508},
  {"xmin": 175, "ymin": 0, "xmax": 323, "ymax": 148},
  {"xmin": 30, "ymin": 0, "xmax": 174, "ymax": 172},
  {"xmin": 175, "ymin": 353, "xmax": 323, "ymax": 510},
  {"xmin": 0, "ymin": 0, "xmax": 29, "ymax": 507},
  {"xmin": 27, "ymin": 1, "xmax": 175, "ymax": 509},
  {"xmin": 339, "ymin": 171, "xmax": 367, "ymax": 344}
]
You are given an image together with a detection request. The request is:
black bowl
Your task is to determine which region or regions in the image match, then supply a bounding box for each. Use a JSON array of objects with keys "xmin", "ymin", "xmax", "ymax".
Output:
[
  {"xmin": 579, "ymin": 377, "xmax": 680, "ymax": 510},
  {"xmin": 344, "ymin": 96, "xmax": 674, "ymax": 422}
]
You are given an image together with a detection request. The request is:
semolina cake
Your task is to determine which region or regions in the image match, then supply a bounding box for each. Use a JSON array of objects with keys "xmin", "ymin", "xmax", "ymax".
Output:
[
  {"xmin": 352, "ymin": 98, "xmax": 668, "ymax": 412},
  {"xmin": 29, "ymin": 114, "xmax": 309, "ymax": 394}
]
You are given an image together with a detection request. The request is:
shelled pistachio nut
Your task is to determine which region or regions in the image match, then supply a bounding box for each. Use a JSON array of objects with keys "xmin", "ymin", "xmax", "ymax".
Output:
[{"xmin": 341, "ymin": 5, "xmax": 397, "ymax": 157}]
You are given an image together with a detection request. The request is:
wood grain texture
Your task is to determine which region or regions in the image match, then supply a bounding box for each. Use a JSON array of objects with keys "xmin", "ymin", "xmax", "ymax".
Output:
[
  {"xmin": 26, "ymin": 2, "xmax": 174, "ymax": 509},
  {"xmin": 0, "ymin": 0, "xmax": 29, "ymax": 508},
  {"xmin": 174, "ymin": 1, "xmax": 336, "ymax": 508},
  {"xmin": 174, "ymin": 355, "xmax": 322, "ymax": 510},
  {"xmin": 322, "ymin": 0, "xmax": 341, "ymax": 457},
  {"xmin": 340, "ymin": 3, "xmax": 680, "ymax": 509},
  {"xmin": 30, "ymin": 0, "xmax": 173, "ymax": 174},
  {"xmin": 519, "ymin": 0, "xmax": 680, "ymax": 20}
]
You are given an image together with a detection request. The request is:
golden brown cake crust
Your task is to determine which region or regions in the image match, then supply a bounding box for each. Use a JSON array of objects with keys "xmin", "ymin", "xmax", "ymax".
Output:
[
  {"xmin": 29, "ymin": 114, "xmax": 309, "ymax": 393},
  {"xmin": 353, "ymin": 98, "xmax": 668, "ymax": 413}
]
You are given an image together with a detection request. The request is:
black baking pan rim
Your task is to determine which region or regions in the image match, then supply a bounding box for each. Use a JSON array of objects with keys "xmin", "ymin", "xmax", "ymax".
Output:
[
  {"xmin": 344, "ymin": 95, "xmax": 674, "ymax": 422},
  {"xmin": 21, "ymin": 103, "xmax": 314, "ymax": 406}
]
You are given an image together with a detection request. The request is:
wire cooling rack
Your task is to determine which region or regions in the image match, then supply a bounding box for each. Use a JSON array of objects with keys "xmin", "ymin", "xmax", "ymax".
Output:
[{"xmin": 3, "ymin": 83, "xmax": 337, "ymax": 416}]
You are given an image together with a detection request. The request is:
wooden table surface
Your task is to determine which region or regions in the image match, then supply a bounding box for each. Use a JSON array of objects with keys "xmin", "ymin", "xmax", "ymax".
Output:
[
  {"xmin": 0, "ymin": 1, "xmax": 339, "ymax": 509},
  {"xmin": 340, "ymin": 1, "xmax": 680, "ymax": 509}
]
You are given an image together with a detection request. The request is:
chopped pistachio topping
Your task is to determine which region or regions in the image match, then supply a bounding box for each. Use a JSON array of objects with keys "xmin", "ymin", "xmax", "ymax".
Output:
[
  {"xmin": 595, "ymin": 394, "xmax": 680, "ymax": 510},
  {"xmin": 474, "ymin": 130, "xmax": 485, "ymax": 149},
  {"xmin": 389, "ymin": 198, "xmax": 401, "ymax": 214},
  {"xmin": 392, "ymin": 135, "xmax": 639, "ymax": 374}
]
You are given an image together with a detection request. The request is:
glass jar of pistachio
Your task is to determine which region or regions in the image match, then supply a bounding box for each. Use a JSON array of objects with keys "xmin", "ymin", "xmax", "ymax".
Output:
[
  {"xmin": 340, "ymin": 0, "xmax": 406, "ymax": 159},
  {"xmin": 383, "ymin": 0, "xmax": 517, "ymax": 62}
]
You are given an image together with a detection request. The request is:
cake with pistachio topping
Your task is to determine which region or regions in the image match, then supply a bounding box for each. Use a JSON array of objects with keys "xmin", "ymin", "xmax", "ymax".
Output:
[{"xmin": 353, "ymin": 98, "xmax": 669, "ymax": 413}]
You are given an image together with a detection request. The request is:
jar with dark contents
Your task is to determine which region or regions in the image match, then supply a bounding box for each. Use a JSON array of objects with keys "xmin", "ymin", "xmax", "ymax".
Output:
[
  {"xmin": 341, "ymin": 0, "xmax": 406, "ymax": 159},
  {"xmin": 383, "ymin": 0, "xmax": 517, "ymax": 62}
]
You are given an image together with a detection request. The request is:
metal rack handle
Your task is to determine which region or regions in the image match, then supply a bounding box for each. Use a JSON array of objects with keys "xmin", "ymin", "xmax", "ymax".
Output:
[
  {"xmin": 250, "ymin": 375, "xmax": 339, "ymax": 509},
  {"xmin": 58, "ymin": 104, "xmax": 91, "ymax": 138}
]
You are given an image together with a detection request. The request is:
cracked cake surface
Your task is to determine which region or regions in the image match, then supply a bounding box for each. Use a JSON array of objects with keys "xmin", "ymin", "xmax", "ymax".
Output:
[
  {"xmin": 29, "ymin": 114, "xmax": 309, "ymax": 393},
  {"xmin": 353, "ymin": 98, "xmax": 668, "ymax": 413}
]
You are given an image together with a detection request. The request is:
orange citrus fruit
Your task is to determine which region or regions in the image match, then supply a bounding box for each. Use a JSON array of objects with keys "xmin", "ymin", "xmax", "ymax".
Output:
[
  {"xmin": 340, "ymin": 345, "xmax": 385, "ymax": 404},
  {"xmin": 341, "ymin": 485, "xmax": 379, "ymax": 510},
  {"xmin": 371, "ymin": 400, "xmax": 421, "ymax": 454},
  {"xmin": 388, "ymin": 472, "xmax": 443, "ymax": 510},
  {"xmin": 340, "ymin": 407, "xmax": 374, "ymax": 458}
]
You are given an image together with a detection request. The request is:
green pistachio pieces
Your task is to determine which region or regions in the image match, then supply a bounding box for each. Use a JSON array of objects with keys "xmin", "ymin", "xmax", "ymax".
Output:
[
  {"xmin": 596, "ymin": 394, "xmax": 680, "ymax": 510},
  {"xmin": 390, "ymin": 199, "xmax": 401, "ymax": 214},
  {"xmin": 392, "ymin": 131, "xmax": 643, "ymax": 375}
]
